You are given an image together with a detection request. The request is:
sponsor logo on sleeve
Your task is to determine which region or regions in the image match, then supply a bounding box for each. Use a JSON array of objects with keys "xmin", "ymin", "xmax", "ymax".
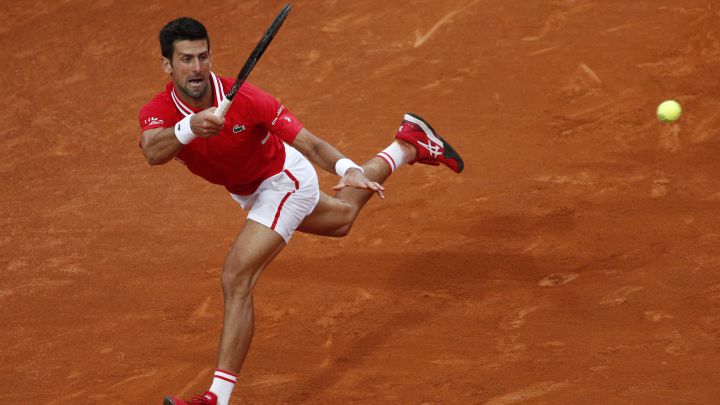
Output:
[
  {"xmin": 271, "ymin": 105, "xmax": 285, "ymax": 126},
  {"xmin": 144, "ymin": 116, "xmax": 165, "ymax": 126}
]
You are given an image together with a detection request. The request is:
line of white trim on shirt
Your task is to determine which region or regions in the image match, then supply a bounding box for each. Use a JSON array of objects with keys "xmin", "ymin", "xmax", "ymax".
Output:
[
  {"xmin": 171, "ymin": 89, "xmax": 193, "ymax": 117},
  {"xmin": 172, "ymin": 72, "xmax": 225, "ymax": 115},
  {"xmin": 211, "ymin": 72, "xmax": 224, "ymax": 107}
]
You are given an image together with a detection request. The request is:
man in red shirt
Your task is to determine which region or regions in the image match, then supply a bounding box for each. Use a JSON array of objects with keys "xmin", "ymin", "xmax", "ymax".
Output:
[{"xmin": 139, "ymin": 17, "xmax": 463, "ymax": 405}]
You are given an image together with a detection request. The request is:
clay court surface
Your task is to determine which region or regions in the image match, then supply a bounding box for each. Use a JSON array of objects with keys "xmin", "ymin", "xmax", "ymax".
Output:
[{"xmin": 3, "ymin": 0, "xmax": 720, "ymax": 403}]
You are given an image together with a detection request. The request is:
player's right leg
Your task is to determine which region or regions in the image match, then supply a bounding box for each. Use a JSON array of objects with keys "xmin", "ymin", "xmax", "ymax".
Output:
[
  {"xmin": 297, "ymin": 112, "xmax": 463, "ymax": 237},
  {"xmin": 165, "ymin": 145, "xmax": 319, "ymax": 405},
  {"xmin": 164, "ymin": 220, "xmax": 287, "ymax": 405},
  {"xmin": 295, "ymin": 154, "xmax": 391, "ymax": 237}
]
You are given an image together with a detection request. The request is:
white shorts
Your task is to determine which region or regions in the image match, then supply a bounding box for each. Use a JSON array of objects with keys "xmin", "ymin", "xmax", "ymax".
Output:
[{"xmin": 230, "ymin": 143, "xmax": 320, "ymax": 243}]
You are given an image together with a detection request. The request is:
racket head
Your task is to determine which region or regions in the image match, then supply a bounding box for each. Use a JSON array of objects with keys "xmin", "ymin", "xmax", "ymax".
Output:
[{"xmin": 225, "ymin": 3, "xmax": 292, "ymax": 100}]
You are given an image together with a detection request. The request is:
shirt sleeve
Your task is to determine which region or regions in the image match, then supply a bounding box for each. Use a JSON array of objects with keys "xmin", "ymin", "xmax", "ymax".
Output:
[
  {"xmin": 248, "ymin": 84, "xmax": 304, "ymax": 144},
  {"xmin": 138, "ymin": 97, "xmax": 175, "ymax": 132}
]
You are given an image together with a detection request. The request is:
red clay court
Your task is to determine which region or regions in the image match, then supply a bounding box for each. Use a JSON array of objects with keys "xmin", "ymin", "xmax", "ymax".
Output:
[{"xmin": 2, "ymin": 0, "xmax": 720, "ymax": 403}]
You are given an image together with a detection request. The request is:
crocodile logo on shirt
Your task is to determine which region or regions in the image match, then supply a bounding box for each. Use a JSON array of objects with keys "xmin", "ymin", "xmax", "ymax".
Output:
[{"xmin": 233, "ymin": 124, "xmax": 246, "ymax": 133}]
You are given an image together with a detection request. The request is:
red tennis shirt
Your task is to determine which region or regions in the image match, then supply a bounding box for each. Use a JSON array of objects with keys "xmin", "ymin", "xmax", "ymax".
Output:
[{"xmin": 138, "ymin": 72, "xmax": 304, "ymax": 195}]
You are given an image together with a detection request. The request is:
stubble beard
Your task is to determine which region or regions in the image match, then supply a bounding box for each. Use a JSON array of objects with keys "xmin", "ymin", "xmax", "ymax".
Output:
[{"xmin": 178, "ymin": 79, "xmax": 208, "ymax": 101}]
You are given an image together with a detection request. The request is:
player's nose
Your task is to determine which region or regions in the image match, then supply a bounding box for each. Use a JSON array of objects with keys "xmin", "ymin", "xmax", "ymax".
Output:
[{"xmin": 191, "ymin": 57, "xmax": 202, "ymax": 72}]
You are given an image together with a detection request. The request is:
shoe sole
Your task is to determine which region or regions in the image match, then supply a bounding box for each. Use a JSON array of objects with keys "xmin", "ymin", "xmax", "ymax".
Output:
[
  {"xmin": 163, "ymin": 397, "xmax": 176, "ymax": 405},
  {"xmin": 404, "ymin": 113, "xmax": 464, "ymax": 173}
]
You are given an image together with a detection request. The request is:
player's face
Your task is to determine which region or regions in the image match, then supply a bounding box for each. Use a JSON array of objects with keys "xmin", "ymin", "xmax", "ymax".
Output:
[{"xmin": 164, "ymin": 39, "xmax": 211, "ymax": 101}]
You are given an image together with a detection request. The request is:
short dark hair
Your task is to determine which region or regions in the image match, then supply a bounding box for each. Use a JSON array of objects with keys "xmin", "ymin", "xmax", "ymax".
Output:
[{"xmin": 159, "ymin": 17, "xmax": 210, "ymax": 60}]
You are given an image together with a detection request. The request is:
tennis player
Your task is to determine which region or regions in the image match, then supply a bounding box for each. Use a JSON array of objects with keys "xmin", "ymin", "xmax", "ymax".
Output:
[{"xmin": 139, "ymin": 17, "xmax": 463, "ymax": 405}]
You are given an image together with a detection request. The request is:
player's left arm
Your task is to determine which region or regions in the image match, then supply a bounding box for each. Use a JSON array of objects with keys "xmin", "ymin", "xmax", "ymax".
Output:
[{"xmin": 291, "ymin": 128, "xmax": 385, "ymax": 197}]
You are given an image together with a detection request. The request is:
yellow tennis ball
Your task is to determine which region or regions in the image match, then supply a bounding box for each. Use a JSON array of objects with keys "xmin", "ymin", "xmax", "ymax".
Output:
[{"xmin": 657, "ymin": 100, "xmax": 682, "ymax": 122}]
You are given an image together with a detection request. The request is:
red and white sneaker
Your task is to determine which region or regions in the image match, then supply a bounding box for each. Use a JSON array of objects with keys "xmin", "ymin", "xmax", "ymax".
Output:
[
  {"xmin": 395, "ymin": 113, "xmax": 464, "ymax": 173},
  {"xmin": 164, "ymin": 391, "xmax": 217, "ymax": 405}
]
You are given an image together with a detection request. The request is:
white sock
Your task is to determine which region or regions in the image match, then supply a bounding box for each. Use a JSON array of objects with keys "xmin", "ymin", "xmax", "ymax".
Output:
[
  {"xmin": 209, "ymin": 369, "xmax": 237, "ymax": 405},
  {"xmin": 377, "ymin": 141, "xmax": 410, "ymax": 173}
]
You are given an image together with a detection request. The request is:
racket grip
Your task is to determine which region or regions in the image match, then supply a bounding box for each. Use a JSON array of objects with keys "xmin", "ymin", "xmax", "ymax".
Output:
[{"xmin": 215, "ymin": 97, "xmax": 232, "ymax": 118}]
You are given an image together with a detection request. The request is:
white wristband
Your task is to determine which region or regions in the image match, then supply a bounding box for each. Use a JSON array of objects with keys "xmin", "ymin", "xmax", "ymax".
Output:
[
  {"xmin": 174, "ymin": 114, "xmax": 196, "ymax": 145},
  {"xmin": 335, "ymin": 158, "xmax": 364, "ymax": 177}
]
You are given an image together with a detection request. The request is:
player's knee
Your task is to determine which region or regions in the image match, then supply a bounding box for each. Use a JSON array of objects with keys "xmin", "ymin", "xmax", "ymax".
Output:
[
  {"xmin": 332, "ymin": 223, "xmax": 353, "ymax": 237},
  {"xmin": 333, "ymin": 201, "xmax": 357, "ymax": 236},
  {"xmin": 221, "ymin": 261, "xmax": 254, "ymax": 298},
  {"xmin": 308, "ymin": 199, "xmax": 357, "ymax": 237}
]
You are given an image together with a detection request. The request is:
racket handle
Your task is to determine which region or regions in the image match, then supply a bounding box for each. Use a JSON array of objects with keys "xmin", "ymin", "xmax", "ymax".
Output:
[{"xmin": 215, "ymin": 97, "xmax": 232, "ymax": 118}]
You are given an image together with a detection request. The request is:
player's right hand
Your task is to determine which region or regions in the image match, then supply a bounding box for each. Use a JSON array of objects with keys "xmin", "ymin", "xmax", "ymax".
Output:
[{"xmin": 190, "ymin": 108, "xmax": 225, "ymax": 138}]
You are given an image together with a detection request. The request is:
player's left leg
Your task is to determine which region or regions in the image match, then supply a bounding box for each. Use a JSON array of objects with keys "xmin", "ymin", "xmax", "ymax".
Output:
[
  {"xmin": 296, "ymin": 154, "xmax": 394, "ymax": 236},
  {"xmin": 298, "ymin": 112, "xmax": 464, "ymax": 237}
]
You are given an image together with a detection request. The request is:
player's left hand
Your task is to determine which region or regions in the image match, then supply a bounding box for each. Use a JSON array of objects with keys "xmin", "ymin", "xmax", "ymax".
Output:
[{"xmin": 333, "ymin": 168, "xmax": 385, "ymax": 199}]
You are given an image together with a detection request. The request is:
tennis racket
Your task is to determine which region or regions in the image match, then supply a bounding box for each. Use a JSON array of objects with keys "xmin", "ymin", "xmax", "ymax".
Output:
[{"xmin": 214, "ymin": 3, "xmax": 292, "ymax": 118}]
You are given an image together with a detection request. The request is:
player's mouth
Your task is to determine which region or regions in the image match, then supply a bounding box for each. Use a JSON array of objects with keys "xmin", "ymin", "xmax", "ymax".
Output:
[{"xmin": 187, "ymin": 78, "xmax": 204, "ymax": 87}]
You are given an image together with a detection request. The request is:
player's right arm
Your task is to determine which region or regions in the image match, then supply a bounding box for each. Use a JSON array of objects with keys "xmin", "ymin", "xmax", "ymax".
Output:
[
  {"xmin": 140, "ymin": 108, "xmax": 225, "ymax": 165},
  {"xmin": 140, "ymin": 127, "xmax": 185, "ymax": 165}
]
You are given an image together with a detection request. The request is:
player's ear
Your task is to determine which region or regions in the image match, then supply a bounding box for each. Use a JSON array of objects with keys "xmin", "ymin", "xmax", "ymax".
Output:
[{"xmin": 161, "ymin": 57, "xmax": 172, "ymax": 74}]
